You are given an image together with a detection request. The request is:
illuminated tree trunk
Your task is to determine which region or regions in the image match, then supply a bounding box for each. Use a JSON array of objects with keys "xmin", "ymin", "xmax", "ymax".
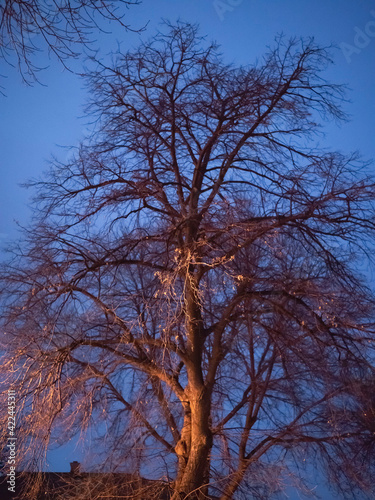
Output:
[
  {"xmin": 172, "ymin": 268, "xmax": 213, "ymax": 499},
  {"xmin": 173, "ymin": 385, "xmax": 212, "ymax": 499}
]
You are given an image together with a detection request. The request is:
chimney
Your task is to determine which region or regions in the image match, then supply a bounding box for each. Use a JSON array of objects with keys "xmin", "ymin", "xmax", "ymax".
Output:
[{"xmin": 70, "ymin": 461, "xmax": 81, "ymax": 475}]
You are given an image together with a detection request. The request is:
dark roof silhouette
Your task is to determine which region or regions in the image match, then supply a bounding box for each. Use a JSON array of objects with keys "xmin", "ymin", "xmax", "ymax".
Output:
[{"xmin": 0, "ymin": 470, "xmax": 171, "ymax": 499}]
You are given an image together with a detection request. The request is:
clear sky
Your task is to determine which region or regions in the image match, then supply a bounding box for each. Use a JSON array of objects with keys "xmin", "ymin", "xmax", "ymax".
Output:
[{"xmin": 1, "ymin": 0, "xmax": 374, "ymax": 496}]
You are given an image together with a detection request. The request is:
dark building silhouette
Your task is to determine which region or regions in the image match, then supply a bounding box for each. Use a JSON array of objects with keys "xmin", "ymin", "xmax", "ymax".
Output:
[{"xmin": 0, "ymin": 462, "xmax": 173, "ymax": 499}]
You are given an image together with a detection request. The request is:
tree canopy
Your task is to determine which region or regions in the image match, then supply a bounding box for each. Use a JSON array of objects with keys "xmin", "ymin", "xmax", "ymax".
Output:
[{"xmin": 1, "ymin": 22, "xmax": 375, "ymax": 500}]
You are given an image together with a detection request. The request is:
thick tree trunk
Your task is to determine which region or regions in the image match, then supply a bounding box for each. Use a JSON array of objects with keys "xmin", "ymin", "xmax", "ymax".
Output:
[
  {"xmin": 171, "ymin": 241, "xmax": 214, "ymax": 498},
  {"xmin": 172, "ymin": 386, "xmax": 212, "ymax": 499}
]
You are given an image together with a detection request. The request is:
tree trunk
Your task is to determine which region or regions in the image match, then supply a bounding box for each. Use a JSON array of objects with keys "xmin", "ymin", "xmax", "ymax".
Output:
[
  {"xmin": 172, "ymin": 386, "xmax": 212, "ymax": 499},
  {"xmin": 171, "ymin": 242, "xmax": 213, "ymax": 498}
]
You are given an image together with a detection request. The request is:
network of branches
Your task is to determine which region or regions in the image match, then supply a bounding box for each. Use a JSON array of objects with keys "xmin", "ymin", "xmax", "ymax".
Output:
[
  {"xmin": 0, "ymin": 0, "xmax": 140, "ymax": 82},
  {"xmin": 1, "ymin": 22, "xmax": 375, "ymax": 500}
]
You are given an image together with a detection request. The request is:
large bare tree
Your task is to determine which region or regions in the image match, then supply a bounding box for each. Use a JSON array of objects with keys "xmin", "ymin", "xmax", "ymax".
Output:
[{"xmin": 1, "ymin": 22, "xmax": 375, "ymax": 499}]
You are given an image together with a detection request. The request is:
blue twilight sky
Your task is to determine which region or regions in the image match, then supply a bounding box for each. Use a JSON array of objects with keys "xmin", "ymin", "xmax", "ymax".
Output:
[{"xmin": 1, "ymin": 0, "xmax": 375, "ymax": 495}]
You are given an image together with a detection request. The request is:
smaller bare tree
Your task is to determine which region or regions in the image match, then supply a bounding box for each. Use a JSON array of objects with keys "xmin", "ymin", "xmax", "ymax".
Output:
[{"xmin": 0, "ymin": 0, "xmax": 141, "ymax": 83}]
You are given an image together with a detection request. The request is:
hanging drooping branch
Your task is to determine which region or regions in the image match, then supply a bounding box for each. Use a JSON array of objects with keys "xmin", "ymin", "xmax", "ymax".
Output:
[{"xmin": 0, "ymin": 0, "xmax": 141, "ymax": 82}]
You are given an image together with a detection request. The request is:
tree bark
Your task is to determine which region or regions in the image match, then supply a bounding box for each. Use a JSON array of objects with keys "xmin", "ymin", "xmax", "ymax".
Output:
[
  {"xmin": 173, "ymin": 385, "xmax": 212, "ymax": 499},
  {"xmin": 172, "ymin": 269, "xmax": 213, "ymax": 499}
]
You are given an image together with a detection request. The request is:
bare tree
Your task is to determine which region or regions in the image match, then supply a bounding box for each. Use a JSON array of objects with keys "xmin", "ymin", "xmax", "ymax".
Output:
[
  {"xmin": 0, "ymin": 0, "xmax": 140, "ymax": 82},
  {"xmin": 1, "ymin": 22, "xmax": 375, "ymax": 499}
]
